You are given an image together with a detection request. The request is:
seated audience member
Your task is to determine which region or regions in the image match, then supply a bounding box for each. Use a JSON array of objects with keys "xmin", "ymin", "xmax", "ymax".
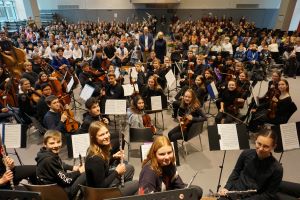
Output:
[
  {"xmin": 218, "ymin": 128, "xmax": 283, "ymax": 200},
  {"xmin": 22, "ymin": 61, "xmax": 39, "ymax": 86},
  {"xmin": 138, "ymin": 135, "xmax": 203, "ymax": 199},
  {"xmin": 85, "ymin": 121, "xmax": 138, "ymax": 196},
  {"xmin": 36, "ymin": 130, "xmax": 85, "ymax": 199}
]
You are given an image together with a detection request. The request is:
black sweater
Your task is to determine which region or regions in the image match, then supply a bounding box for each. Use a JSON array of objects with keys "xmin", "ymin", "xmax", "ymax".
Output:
[
  {"xmin": 85, "ymin": 155, "xmax": 118, "ymax": 188},
  {"xmin": 225, "ymin": 149, "xmax": 283, "ymax": 200},
  {"xmin": 35, "ymin": 147, "xmax": 80, "ymax": 187},
  {"xmin": 43, "ymin": 110, "xmax": 65, "ymax": 133}
]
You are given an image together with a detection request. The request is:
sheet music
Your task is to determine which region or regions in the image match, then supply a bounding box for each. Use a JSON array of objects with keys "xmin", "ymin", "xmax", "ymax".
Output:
[
  {"xmin": 71, "ymin": 133, "xmax": 90, "ymax": 158},
  {"xmin": 3, "ymin": 124, "xmax": 21, "ymax": 148},
  {"xmin": 151, "ymin": 96, "xmax": 162, "ymax": 110},
  {"xmin": 217, "ymin": 124, "xmax": 240, "ymax": 150},
  {"xmin": 210, "ymin": 82, "xmax": 219, "ymax": 98},
  {"xmin": 141, "ymin": 143, "xmax": 152, "ymax": 162},
  {"xmin": 66, "ymin": 76, "xmax": 74, "ymax": 93},
  {"xmin": 280, "ymin": 123, "xmax": 300, "ymax": 151},
  {"xmin": 122, "ymin": 84, "xmax": 139, "ymax": 96},
  {"xmin": 80, "ymin": 84, "xmax": 95, "ymax": 101},
  {"xmin": 131, "ymin": 67, "xmax": 138, "ymax": 79},
  {"xmin": 165, "ymin": 70, "xmax": 176, "ymax": 89},
  {"xmin": 105, "ymin": 99, "xmax": 127, "ymax": 114}
]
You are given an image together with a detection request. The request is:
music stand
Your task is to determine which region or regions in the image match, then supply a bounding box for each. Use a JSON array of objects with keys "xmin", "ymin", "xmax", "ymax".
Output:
[
  {"xmin": 207, "ymin": 124, "xmax": 250, "ymax": 192},
  {"xmin": 271, "ymin": 122, "xmax": 300, "ymax": 163},
  {"xmin": 205, "ymin": 82, "xmax": 219, "ymax": 117}
]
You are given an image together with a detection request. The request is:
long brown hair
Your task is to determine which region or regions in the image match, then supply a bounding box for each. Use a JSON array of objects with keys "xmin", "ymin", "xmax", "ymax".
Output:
[
  {"xmin": 142, "ymin": 135, "xmax": 175, "ymax": 176},
  {"xmin": 87, "ymin": 121, "xmax": 111, "ymax": 161},
  {"xmin": 180, "ymin": 88, "xmax": 200, "ymax": 112}
]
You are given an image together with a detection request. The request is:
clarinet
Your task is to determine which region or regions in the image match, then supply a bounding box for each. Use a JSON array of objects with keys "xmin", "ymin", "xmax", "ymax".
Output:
[
  {"xmin": 1, "ymin": 145, "xmax": 15, "ymax": 190},
  {"xmin": 119, "ymin": 124, "xmax": 125, "ymax": 187}
]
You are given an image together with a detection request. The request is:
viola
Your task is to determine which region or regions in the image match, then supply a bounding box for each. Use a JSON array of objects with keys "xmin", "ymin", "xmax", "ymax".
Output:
[
  {"xmin": 142, "ymin": 114, "xmax": 156, "ymax": 134},
  {"xmin": 29, "ymin": 89, "xmax": 43, "ymax": 104}
]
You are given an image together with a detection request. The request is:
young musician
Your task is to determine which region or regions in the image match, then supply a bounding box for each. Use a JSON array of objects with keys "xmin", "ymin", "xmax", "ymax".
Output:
[
  {"xmin": 36, "ymin": 83, "xmax": 52, "ymax": 125},
  {"xmin": 34, "ymin": 71, "xmax": 57, "ymax": 90},
  {"xmin": 18, "ymin": 78, "xmax": 36, "ymax": 124},
  {"xmin": 141, "ymin": 75, "xmax": 165, "ymax": 109},
  {"xmin": 36, "ymin": 130, "xmax": 85, "ymax": 199},
  {"xmin": 43, "ymin": 95, "xmax": 67, "ymax": 133},
  {"xmin": 22, "ymin": 61, "xmax": 39, "ymax": 86},
  {"xmin": 152, "ymin": 59, "xmax": 167, "ymax": 89},
  {"xmin": 248, "ymin": 79, "xmax": 295, "ymax": 132},
  {"xmin": 138, "ymin": 135, "xmax": 203, "ymax": 199},
  {"xmin": 51, "ymin": 47, "xmax": 71, "ymax": 71},
  {"xmin": 0, "ymin": 145, "xmax": 37, "ymax": 190},
  {"xmin": 218, "ymin": 128, "xmax": 283, "ymax": 200},
  {"xmin": 85, "ymin": 121, "xmax": 138, "ymax": 196},
  {"xmin": 168, "ymin": 89, "xmax": 207, "ymax": 164},
  {"xmin": 215, "ymin": 80, "xmax": 244, "ymax": 124}
]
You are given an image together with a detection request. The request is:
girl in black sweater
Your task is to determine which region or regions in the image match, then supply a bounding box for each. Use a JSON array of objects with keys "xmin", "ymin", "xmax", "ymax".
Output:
[{"xmin": 85, "ymin": 121, "xmax": 138, "ymax": 196}]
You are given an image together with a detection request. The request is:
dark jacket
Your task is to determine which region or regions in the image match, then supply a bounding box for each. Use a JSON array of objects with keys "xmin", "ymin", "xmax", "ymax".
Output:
[
  {"xmin": 139, "ymin": 34, "xmax": 154, "ymax": 52},
  {"xmin": 225, "ymin": 149, "xmax": 283, "ymax": 200},
  {"xmin": 35, "ymin": 147, "xmax": 80, "ymax": 187}
]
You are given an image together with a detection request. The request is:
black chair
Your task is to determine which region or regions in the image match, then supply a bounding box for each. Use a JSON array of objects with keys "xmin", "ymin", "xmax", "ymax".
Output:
[
  {"xmin": 128, "ymin": 127, "xmax": 153, "ymax": 161},
  {"xmin": 179, "ymin": 121, "xmax": 204, "ymax": 155},
  {"xmin": 0, "ymin": 189, "xmax": 41, "ymax": 200},
  {"xmin": 79, "ymin": 184, "xmax": 122, "ymax": 200}
]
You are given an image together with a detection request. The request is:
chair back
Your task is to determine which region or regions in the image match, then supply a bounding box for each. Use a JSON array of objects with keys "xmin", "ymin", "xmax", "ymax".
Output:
[
  {"xmin": 79, "ymin": 184, "xmax": 122, "ymax": 200},
  {"xmin": 0, "ymin": 189, "xmax": 41, "ymax": 200},
  {"xmin": 129, "ymin": 128, "xmax": 153, "ymax": 142},
  {"xmin": 285, "ymin": 101, "xmax": 297, "ymax": 123},
  {"xmin": 185, "ymin": 121, "xmax": 204, "ymax": 141},
  {"xmin": 22, "ymin": 183, "xmax": 68, "ymax": 200}
]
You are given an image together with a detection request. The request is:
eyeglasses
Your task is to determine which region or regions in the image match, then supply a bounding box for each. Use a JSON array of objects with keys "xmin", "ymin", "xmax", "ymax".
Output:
[{"xmin": 255, "ymin": 141, "xmax": 271, "ymax": 151}]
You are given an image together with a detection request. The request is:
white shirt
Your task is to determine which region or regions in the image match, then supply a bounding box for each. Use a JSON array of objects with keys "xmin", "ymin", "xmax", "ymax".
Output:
[
  {"xmin": 268, "ymin": 43, "xmax": 279, "ymax": 52},
  {"xmin": 221, "ymin": 42, "xmax": 233, "ymax": 55},
  {"xmin": 72, "ymin": 48, "xmax": 82, "ymax": 59},
  {"xmin": 63, "ymin": 49, "xmax": 73, "ymax": 59},
  {"xmin": 145, "ymin": 34, "xmax": 148, "ymax": 49}
]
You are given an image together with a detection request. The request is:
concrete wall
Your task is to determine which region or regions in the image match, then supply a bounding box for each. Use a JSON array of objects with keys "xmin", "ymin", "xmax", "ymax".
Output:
[{"xmin": 37, "ymin": 0, "xmax": 281, "ymax": 10}]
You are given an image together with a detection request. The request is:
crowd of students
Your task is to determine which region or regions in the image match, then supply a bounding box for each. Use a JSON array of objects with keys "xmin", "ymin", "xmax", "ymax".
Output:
[{"xmin": 0, "ymin": 14, "xmax": 300, "ymax": 199}]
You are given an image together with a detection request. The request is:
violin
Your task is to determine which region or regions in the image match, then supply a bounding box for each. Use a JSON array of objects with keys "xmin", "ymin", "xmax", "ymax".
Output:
[
  {"xmin": 60, "ymin": 105, "xmax": 79, "ymax": 133},
  {"xmin": 28, "ymin": 89, "xmax": 42, "ymax": 104},
  {"xmin": 267, "ymin": 88, "xmax": 280, "ymax": 119},
  {"xmin": 187, "ymin": 62, "xmax": 195, "ymax": 87},
  {"xmin": 142, "ymin": 113, "xmax": 156, "ymax": 134},
  {"xmin": 179, "ymin": 115, "xmax": 191, "ymax": 132}
]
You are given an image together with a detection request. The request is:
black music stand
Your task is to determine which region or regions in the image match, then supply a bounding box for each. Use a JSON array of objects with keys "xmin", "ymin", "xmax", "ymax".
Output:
[
  {"xmin": 145, "ymin": 95, "xmax": 168, "ymax": 130},
  {"xmin": 207, "ymin": 124, "xmax": 250, "ymax": 192},
  {"xmin": 271, "ymin": 122, "xmax": 300, "ymax": 163}
]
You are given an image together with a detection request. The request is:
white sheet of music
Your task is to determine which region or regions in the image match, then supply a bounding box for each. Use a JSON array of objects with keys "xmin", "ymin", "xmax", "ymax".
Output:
[
  {"xmin": 80, "ymin": 84, "xmax": 95, "ymax": 101},
  {"xmin": 66, "ymin": 77, "xmax": 74, "ymax": 93},
  {"xmin": 105, "ymin": 99, "xmax": 127, "ymax": 114},
  {"xmin": 210, "ymin": 82, "xmax": 219, "ymax": 98},
  {"xmin": 0, "ymin": 124, "xmax": 3, "ymax": 141},
  {"xmin": 165, "ymin": 70, "xmax": 176, "ymax": 89},
  {"xmin": 151, "ymin": 96, "xmax": 162, "ymax": 110},
  {"xmin": 280, "ymin": 123, "xmax": 300, "ymax": 151},
  {"xmin": 217, "ymin": 124, "xmax": 240, "ymax": 150},
  {"xmin": 141, "ymin": 143, "xmax": 152, "ymax": 162},
  {"xmin": 122, "ymin": 84, "xmax": 139, "ymax": 96},
  {"xmin": 4, "ymin": 124, "xmax": 21, "ymax": 148},
  {"xmin": 71, "ymin": 133, "xmax": 90, "ymax": 158},
  {"xmin": 131, "ymin": 67, "xmax": 138, "ymax": 79}
]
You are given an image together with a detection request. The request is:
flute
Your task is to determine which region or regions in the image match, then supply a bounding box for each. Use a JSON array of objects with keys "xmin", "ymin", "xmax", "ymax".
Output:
[
  {"xmin": 1, "ymin": 145, "xmax": 15, "ymax": 190},
  {"xmin": 119, "ymin": 124, "xmax": 125, "ymax": 187}
]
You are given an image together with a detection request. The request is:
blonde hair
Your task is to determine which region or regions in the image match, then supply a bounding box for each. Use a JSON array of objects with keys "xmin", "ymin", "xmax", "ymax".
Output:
[
  {"xmin": 87, "ymin": 121, "xmax": 111, "ymax": 161},
  {"xmin": 43, "ymin": 130, "xmax": 62, "ymax": 145}
]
